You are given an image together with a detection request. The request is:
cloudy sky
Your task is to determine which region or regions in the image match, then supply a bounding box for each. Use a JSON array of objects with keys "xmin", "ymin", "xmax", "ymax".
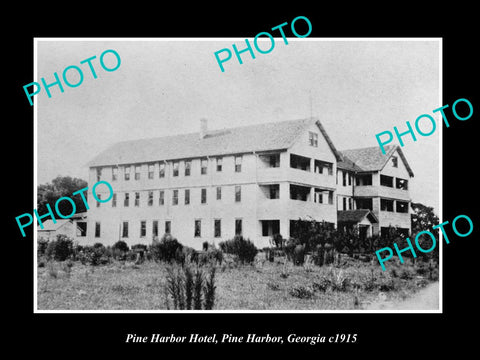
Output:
[{"xmin": 36, "ymin": 38, "xmax": 441, "ymax": 212}]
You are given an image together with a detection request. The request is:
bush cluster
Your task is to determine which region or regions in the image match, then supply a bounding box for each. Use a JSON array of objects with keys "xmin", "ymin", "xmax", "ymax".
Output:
[
  {"xmin": 45, "ymin": 235, "xmax": 74, "ymax": 261},
  {"xmin": 218, "ymin": 236, "xmax": 257, "ymax": 264},
  {"xmin": 150, "ymin": 234, "xmax": 184, "ymax": 263},
  {"xmin": 78, "ymin": 243, "xmax": 110, "ymax": 266},
  {"xmin": 165, "ymin": 262, "xmax": 216, "ymax": 310}
]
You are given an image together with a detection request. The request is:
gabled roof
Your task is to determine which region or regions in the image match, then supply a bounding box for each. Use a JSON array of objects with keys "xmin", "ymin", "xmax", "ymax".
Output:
[
  {"xmin": 88, "ymin": 118, "xmax": 342, "ymax": 167},
  {"xmin": 337, "ymin": 210, "xmax": 378, "ymax": 224},
  {"xmin": 338, "ymin": 145, "xmax": 414, "ymax": 177},
  {"xmin": 37, "ymin": 219, "xmax": 71, "ymax": 231}
]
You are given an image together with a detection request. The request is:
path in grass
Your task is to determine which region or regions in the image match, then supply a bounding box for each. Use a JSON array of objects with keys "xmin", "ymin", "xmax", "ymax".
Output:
[{"xmin": 365, "ymin": 281, "xmax": 439, "ymax": 310}]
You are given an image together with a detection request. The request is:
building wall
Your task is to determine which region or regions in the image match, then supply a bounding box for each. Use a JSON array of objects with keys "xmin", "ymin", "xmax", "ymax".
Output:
[{"xmin": 85, "ymin": 123, "xmax": 340, "ymax": 249}]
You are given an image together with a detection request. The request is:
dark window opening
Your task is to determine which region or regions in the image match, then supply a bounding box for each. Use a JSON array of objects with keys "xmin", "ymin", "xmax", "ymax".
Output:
[
  {"xmin": 214, "ymin": 219, "xmax": 221, "ymax": 238},
  {"xmin": 194, "ymin": 220, "xmax": 201, "ymax": 237},
  {"xmin": 396, "ymin": 178, "xmax": 409, "ymax": 190},
  {"xmin": 76, "ymin": 222, "xmax": 87, "ymax": 237},
  {"xmin": 356, "ymin": 198, "xmax": 373, "ymax": 211},
  {"xmin": 122, "ymin": 221, "xmax": 129, "ymax": 238},
  {"xmin": 261, "ymin": 220, "xmax": 280, "ymax": 237},
  {"xmin": 290, "ymin": 154, "xmax": 311, "ymax": 171},
  {"xmin": 381, "ymin": 198, "xmax": 394, "ymax": 212},
  {"xmin": 356, "ymin": 174, "xmax": 372, "ymax": 186},
  {"xmin": 380, "ymin": 175, "xmax": 394, "ymax": 187},
  {"xmin": 396, "ymin": 201, "xmax": 409, "ymax": 213},
  {"xmin": 95, "ymin": 222, "xmax": 101, "ymax": 238},
  {"xmin": 289, "ymin": 184, "xmax": 310, "ymax": 201},
  {"xmin": 235, "ymin": 219, "xmax": 242, "ymax": 236}
]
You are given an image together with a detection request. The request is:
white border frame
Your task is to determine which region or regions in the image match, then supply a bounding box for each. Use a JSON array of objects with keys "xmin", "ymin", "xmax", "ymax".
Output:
[{"xmin": 33, "ymin": 37, "xmax": 443, "ymax": 314}]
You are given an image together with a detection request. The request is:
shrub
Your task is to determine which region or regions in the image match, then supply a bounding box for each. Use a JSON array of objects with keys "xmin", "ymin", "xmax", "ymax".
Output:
[
  {"xmin": 78, "ymin": 245, "xmax": 110, "ymax": 266},
  {"xmin": 164, "ymin": 262, "xmax": 216, "ymax": 310},
  {"xmin": 270, "ymin": 234, "xmax": 285, "ymax": 249},
  {"xmin": 289, "ymin": 285, "xmax": 315, "ymax": 299},
  {"xmin": 218, "ymin": 236, "xmax": 257, "ymax": 264},
  {"xmin": 38, "ymin": 237, "xmax": 49, "ymax": 256},
  {"xmin": 45, "ymin": 235, "xmax": 74, "ymax": 261},
  {"xmin": 198, "ymin": 248, "xmax": 223, "ymax": 266},
  {"xmin": 113, "ymin": 240, "xmax": 129, "ymax": 253},
  {"xmin": 284, "ymin": 238, "xmax": 305, "ymax": 265},
  {"xmin": 150, "ymin": 233, "xmax": 183, "ymax": 263}
]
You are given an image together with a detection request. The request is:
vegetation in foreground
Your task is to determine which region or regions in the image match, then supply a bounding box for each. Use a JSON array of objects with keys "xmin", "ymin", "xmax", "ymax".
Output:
[{"xmin": 37, "ymin": 233, "xmax": 438, "ymax": 311}]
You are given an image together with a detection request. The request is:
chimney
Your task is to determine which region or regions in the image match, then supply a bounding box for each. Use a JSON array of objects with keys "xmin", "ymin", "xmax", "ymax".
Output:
[{"xmin": 200, "ymin": 118, "xmax": 208, "ymax": 139}]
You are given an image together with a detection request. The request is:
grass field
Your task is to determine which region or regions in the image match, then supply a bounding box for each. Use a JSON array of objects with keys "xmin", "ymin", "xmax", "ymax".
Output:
[{"xmin": 37, "ymin": 254, "xmax": 438, "ymax": 311}]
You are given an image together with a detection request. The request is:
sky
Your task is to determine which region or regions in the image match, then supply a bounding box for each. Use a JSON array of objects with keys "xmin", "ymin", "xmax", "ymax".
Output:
[{"xmin": 36, "ymin": 38, "xmax": 441, "ymax": 213}]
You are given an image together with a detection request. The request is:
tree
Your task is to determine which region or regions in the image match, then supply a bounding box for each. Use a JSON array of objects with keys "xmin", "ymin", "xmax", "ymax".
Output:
[
  {"xmin": 411, "ymin": 202, "xmax": 439, "ymax": 233},
  {"xmin": 411, "ymin": 202, "xmax": 439, "ymax": 262},
  {"xmin": 37, "ymin": 176, "xmax": 88, "ymax": 216}
]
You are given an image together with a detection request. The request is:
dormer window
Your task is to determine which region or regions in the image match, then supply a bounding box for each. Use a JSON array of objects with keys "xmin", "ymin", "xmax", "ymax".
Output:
[
  {"xmin": 391, "ymin": 156, "xmax": 398, "ymax": 168},
  {"xmin": 309, "ymin": 132, "xmax": 318, "ymax": 147}
]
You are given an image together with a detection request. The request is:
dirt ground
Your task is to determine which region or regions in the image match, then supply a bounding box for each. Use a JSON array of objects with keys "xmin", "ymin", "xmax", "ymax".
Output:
[{"xmin": 365, "ymin": 281, "xmax": 439, "ymax": 310}]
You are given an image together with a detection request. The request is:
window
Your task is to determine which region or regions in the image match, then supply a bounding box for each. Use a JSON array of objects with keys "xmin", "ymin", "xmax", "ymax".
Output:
[
  {"xmin": 201, "ymin": 188, "xmax": 207, "ymax": 204},
  {"xmin": 124, "ymin": 165, "xmax": 131, "ymax": 181},
  {"xmin": 356, "ymin": 174, "xmax": 372, "ymax": 186},
  {"xmin": 173, "ymin": 190, "xmax": 178, "ymax": 205},
  {"xmin": 356, "ymin": 198, "xmax": 373, "ymax": 210},
  {"xmin": 380, "ymin": 175, "xmax": 394, "ymax": 187},
  {"xmin": 290, "ymin": 154, "xmax": 310, "ymax": 171},
  {"xmin": 95, "ymin": 222, "xmax": 101, "ymax": 238},
  {"xmin": 76, "ymin": 222, "xmax": 87, "ymax": 237},
  {"xmin": 235, "ymin": 219, "xmax": 242, "ymax": 236},
  {"xmin": 173, "ymin": 161, "xmax": 179, "ymax": 177},
  {"xmin": 269, "ymin": 154, "xmax": 280, "ymax": 168},
  {"xmin": 235, "ymin": 156, "xmax": 242, "ymax": 172},
  {"xmin": 309, "ymin": 132, "xmax": 318, "ymax": 147},
  {"xmin": 152, "ymin": 220, "xmax": 159, "ymax": 238},
  {"xmin": 328, "ymin": 191, "xmax": 334, "ymax": 205},
  {"xmin": 185, "ymin": 189, "xmax": 190, "ymax": 205},
  {"xmin": 314, "ymin": 189, "xmax": 323, "ymax": 203},
  {"xmin": 214, "ymin": 219, "xmax": 221, "ymax": 238},
  {"xmin": 342, "ymin": 197, "xmax": 347, "ymax": 210},
  {"xmin": 342, "ymin": 171, "xmax": 347, "ymax": 186},
  {"xmin": 391, "ymin": 156, "xmax": 398, "ymax": 168},
  {"xmin": 216, "ymin": 186, "xmax": 222, "ymax": 200},
  {"xmin": 396, "ymin": 201, "xmax": 409, "ymax": 213},
  {"xmin": 112, "ymin": 166, "xmax": 118, "ymax": 181},
  {"xmin": 140, "ymin": 221, "xmax": 146, "ymax": 237},
  {"xmin": 216, "ymin": 157, "xmax": 222, "ymax": 172},
  {"xmin": 159, "ymin": 163, "xmax": 165, "ymax": 178},
  {"xmin": 268, "ymin": 184, "xmax": 279, "ymax": 199},
  {"xmin": 165, "ymin": 221, "xmax": 171, "ymax": 234},
  {"xmin": 201, "ymin": 158, "xmax": 208, "ymax": 175},
  {"xmin": 148, "ymin": 191, "xmax": 153, "ymax": 206},
  {"xmin": 159, "ymin": 191, "xmax": 164, "ymax": 205},
  {"xmin": 122, "ymin": 221, "xmax": 129, "ymax": 238},
  {"xmin": 194, "ymin": 220, "xmax": 201, "ymax": 237},
  {"xmin": 124, "ymin": 193, "xmax": 129, "ymax": 207},
  {"xmin": 135, "ymin": 165, "xmax": 141, "ymax": 180},
  {"xmin": 235, "ymin": 185, "xmax": 241, "ymax": 202},
  {"xmin": 96, "ymin": 194, "xmax": 101, "ymax": 207},
  {"xmin": 396, "ymin": 178, "xmax": 409, "ymax": 190},
  {"xmin": 135, "ymin": 192, "xmax": 140, "ymax": 207},
  {"xmin": 381, "ymin": 198, "xmax": 394, "ymax": 212},
  {"xmin": 148, "ymin": 164, "xmax": 154, "ymax": 179},
  {"xmin": 348, "ymin": 173, "xmax": 351, "ymax": 186},
  {"xmin": 96, "ymin": 168, "xmax": 102, "ymax": 182},
  {"xmin": 185, "ymin": 160, "xmax": 191, "ymax": 176},
  {"xmin": 349, "ymin": 198, "xmax": 353, "ymax": 210},
  {"xmin": 112, "ymin": 193, "xmax": 117, "ymax": 207}
]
